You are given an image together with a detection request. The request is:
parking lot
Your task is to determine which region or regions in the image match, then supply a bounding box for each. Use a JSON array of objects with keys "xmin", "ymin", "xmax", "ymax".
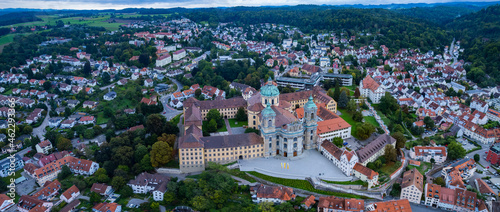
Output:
[{"xmin": 16, "ymin": 172, "xmax": 37, "ymax": 196}]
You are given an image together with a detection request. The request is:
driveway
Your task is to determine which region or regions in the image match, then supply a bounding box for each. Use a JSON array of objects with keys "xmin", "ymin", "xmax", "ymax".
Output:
[
  {"xmin": 128, "ymin": 198, "xmax": 148, "ymax": 207},
  {"xmin": 16, "ymin": 172, "xmax": 37, "ymax": 196},
  {"xmin": 32, "ymin": 104, "xmax": 51, "ymax": 140}
]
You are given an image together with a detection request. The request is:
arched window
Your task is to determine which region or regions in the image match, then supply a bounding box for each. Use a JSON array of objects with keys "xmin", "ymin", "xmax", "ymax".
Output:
[
  {"xmin": 284, "ymin": 144, "xmax": 287, "ymax": 148},
  {"xmin": 293, "ymin": 143, "xmax": 297, "ymax": 148},
  {"xmin": 272, "ymin": 99, "xmax": 274, "ymax": 105},
  {"xmin": 269, "ymin": 137, "xmax": 272, "ymax": 142},
  {"xmin": 269, "ymin": 143, "xmax": 272, "ymax": 148},
  {"xmin": 310, "ymin": 113, "xmax": 313, "ymax": 120},
  {"xmin": 276, "ymin": 141, "xmax": 280, "ymax": 145},
  {"xmin": 268, "ymin": 119, "xmax": 272, "ymax": 127},
  {"xmin": 293, "ymin": 137, "xmax": 297, "ymax": 142},
  {"xmin": 284, "ymin": 138, "xmax": 288, "ymax": 143},
  {"xmin": 265, "ymin": 99, "xmax": 268, "ymax": 104}
]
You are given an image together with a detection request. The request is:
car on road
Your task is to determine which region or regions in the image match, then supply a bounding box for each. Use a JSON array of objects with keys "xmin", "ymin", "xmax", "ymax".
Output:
[{"xmin": 163, "ymin": 112, "xmax": 166, "ymax": 114}]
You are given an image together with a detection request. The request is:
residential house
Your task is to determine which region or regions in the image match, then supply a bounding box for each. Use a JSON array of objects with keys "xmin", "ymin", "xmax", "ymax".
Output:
[
  {"xmin": 127, "ymin": 172, "xmax": 170, "ymax": 201},
  {"xmin": 60, "ymin": 185, "xmax": 80, "ymax": 203},
  {"xmin": 0, "ymin": 194, "xmax": 14, "ymax": 212},
  {"xmin": 250, "ymin": 184, "xmax": 295, "ymax": 204},
  {"xmin": 60, "ymin": 119, "xmax": 76, "ymax": 129},
  {"xmin": 92, "ymin": 203, "xmax": 121, "ymax": 212},
  {"xmin": 144, "ymin": 79, "xmax": 154, "ymax": 87},
  {"xmin": 352, "ymin": 163, "xmax": 379, "ymax": 189},
  {"xmin": 103, "ymin": 91, "xmax": 117, "ymax": 101},
  {"xmin": 365, "ymin": 199, "xmax": 411, "ymax": 212},
  {"xmin": 301, "ymin": 195, "xmax": 316, "ymax": 210},
  {"xmin": 82, "ymin": 101, "xmax": 98, "ymax": 110},
  {"xmin": 317, "ymin": 196, "xmax": 364, "ymax": 212},
  {"xmin": 90, "ymin": 183, "xmax": 113, "ymax": 196},
  {"xmin": 78, "ymin": 116, "xmax": 95, "ymax": 125},
  {"xmin": 35, "ymin": 140, "xmax": 53, "ymax": 155}
]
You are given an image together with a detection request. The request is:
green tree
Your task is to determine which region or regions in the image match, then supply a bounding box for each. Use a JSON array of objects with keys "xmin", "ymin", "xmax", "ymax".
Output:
[
  {"xmin": 84, "ymin": 129, "xmax": 95, "ymax": 139},
  {"xmin": 384, "ymin": 144, "xmax": 397, "ymax": 162},
  {"xmin": 146, "ymin": 114, "xmax": 166, "ymax": 136},
  {"xmin": 332, "ymin": 137, "xmax": 343, "ymax": 147},
  {"xmin": 275, "ymin": 202, "xmax": 295, "ymax": 212},
  {"xmin": 333, "ymin": 80, "xmax": 341, "ymax": 101},
  {"xmin": 356, "ymin": 123, "xmax": 375, "ymax": 140},
  {"xmin": 119, "ymin": 186, "xmax": 133, "ymax": 199},
  {"xmin": 89, "ymin": 191, "xmax": 101, "ymax": 204},
  {"xmin": 22, "ymin": 125, "xmax": 33, "ymax": 134},
  {"xmin": 56, "ymin": 137, "xmax": 72, "ymax": 151},
  {"xmin": 474, "ymin": 154, "xmax": 480, "ymax": 162},
  {"xmin": 207, "ymin": 119, "xmax": 218, "ymax": 133},
  {"xmin": 111, "ymin": 176, "xmax": 126, "ymax": 191},
  {"xmin": 433, "ymin": 177, "xmax": 446, "ymax": 187},
  {"xmin": 391, "ymin": 132, "xmax": 406, "ymax": 150},
  {"xmin": 236, "ymin": 107, "xmax": 247, "ymax": 121},
  {"xmin": 103, "ymin": 107, "xmax": 113, "ymax": 118},
  {"xmin": 338, "ymin": 90, "xmax": 349, "ymax": 108},
  {"xmin": 258, "ymin": 202, "xmax": 275, "ymax": 212},
  {"xmin": 390, "ymin": 183, "xmax": 401, "ymax": 197},
  {"xmin": 140, "ymin": 154, "xmax": 154, "ymax": 172},
  {"xmin": 206, "ymin": 109, "xmax": 223, "ymax": 128},
  {"xmin": 134, "ymin": 144, "xmax": 148, "ymax": 162},
  {"xmin": 150, "ymin": 139, "xmax": 173, "ymax": 167},
  {"xmin": 57, "ymin": 165, "xmax": 72, "ymax": 180},
  {"xmin": 83, "ymin": 61, "xmax": 91, "ymax": 76},
  {"xmin": 190, "ymin": 195, "xmax": 211, "ymax": 211},
  {"xmin": 346, "ymin": 100, "xmax": 357, "ymax": 113},
  {"xmin": 43, "ymin": 81, "xmax": 52, "ymax": 90},
  {"xmin": 379, "ymin": 92, "xmax": 398, "ymax": 114},
  {"xmin": 354, "ymin": 87, "xmax": 361, "ymax": 98},
  {"xmin": 102, "ymin": 72, "xmax": 111, "ymax": 84},
  {"xmin": 352, "ymin": 111, "xmax": 363, "ymax": 122},
  {"xmin": 423, "ymin": 116, "xmax": 435, "ymax": 129},
  {"xmin": 447, "ymin": 141, "xmax": 466, "ymax": 160}
]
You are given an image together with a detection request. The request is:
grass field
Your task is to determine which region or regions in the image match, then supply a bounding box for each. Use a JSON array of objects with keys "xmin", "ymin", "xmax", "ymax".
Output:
[
  {"xmin": 408, "ymin": 161, "xmax": 432, "ymax": 175},
  {"xmin": 375, "ymin": 161, "xmax": 402, "ymax": 176},
  {"xmin": 228, "ymin": 119, "xmax": 248, "ymax": 128},
  {"xmin": 364, "ymin": 116, "xmax": 380, "ymax": 128},
  {"xmin": 322, "ymin": 179, "xmax": 365, "ymax": 185},
  {"xmin": 247, "ymin": 171, "xmax": 367, "ymax": 198},
  {"xmin": 0, "ymin": 34, "xmax": 15, "ymax": 46}
]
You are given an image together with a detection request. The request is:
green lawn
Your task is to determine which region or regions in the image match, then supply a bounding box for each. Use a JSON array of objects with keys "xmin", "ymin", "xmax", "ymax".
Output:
[
  {"xmin": 170, "ymin": 113, "xmax": 183, "ymax": 125},
  {"xmin": 338, "ymin": 109, "xmax": 359, "ymax": 138},
  {"xmin": 228, "ymin": 119, "xmax": 248, "ymax": 128},
  {"xmin": 339, "ymin": 109, "xmax": 379, "ymax": 139},
  {"xmin": 247, "ymin": 171, "xmax": 367, "ymax": 198},
  {"xmin": 2, "ymin": 88, "xmax": 12, "ymax": 95},
  {"xmin": 96, "ymin": 112, "xmax": 109, "ymax": 125},
  {"xmin": 375, "ymin": 111, "xmax": 391, "ymax": 127},
  {"xmin": 322, "ymin": 179, "xmax": 365, "ymax": 185},
  {"xmin": 364, "ymin": 116, "xmax": 380, "ymax": 128},
  {"xmin": 375, "ymin": 161, "xmax": 403, "ymax": 176},
  {"xmin": 0, "ymin": 34, "xmax": 16, "ymax": 45},
  {"xmin": 407, "ymin": 161, "xmax": 432, "ymax": 175}
]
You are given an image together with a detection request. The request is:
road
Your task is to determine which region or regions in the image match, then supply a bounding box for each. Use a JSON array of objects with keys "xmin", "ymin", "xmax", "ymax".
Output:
[
  {"xmin": 32, "ymin": 105, "xmax": 51, "ymax": 140},
  {"xmin": 99, "ymin": 77, "xmax": 129, "ymax": 91},
  {"xmin": 0, "ymin": 147, "xmax": 32, "ymax": 164},
  {"xmin": 159, "ymin": 77, "xmax": 183, "ymax": 121}
]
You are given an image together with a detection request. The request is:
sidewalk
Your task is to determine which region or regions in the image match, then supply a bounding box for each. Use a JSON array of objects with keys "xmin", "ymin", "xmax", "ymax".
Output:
[{"xmin": 224, "ymin": 118, "xmax": 233, "ymax": 135}]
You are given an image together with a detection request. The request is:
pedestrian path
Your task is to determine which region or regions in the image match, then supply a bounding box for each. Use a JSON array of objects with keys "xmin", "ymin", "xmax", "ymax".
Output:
[
  {"xmin": 224, "ymin": 118, "xmax": 233, "ymax": 134},
  {"xmin": 365, "ymin": 100, "xmax": 390, "ymax": 134}
]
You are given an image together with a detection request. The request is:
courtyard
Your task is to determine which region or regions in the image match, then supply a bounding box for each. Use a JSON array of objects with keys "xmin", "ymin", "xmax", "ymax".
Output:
[{"xmin": 239, "ymin": 149, "xmax": 352, "ymax": 182}]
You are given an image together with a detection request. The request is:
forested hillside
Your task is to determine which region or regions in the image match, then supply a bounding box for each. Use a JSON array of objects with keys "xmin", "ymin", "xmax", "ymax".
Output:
[
  {"xmin": 0, "ymin": 12, "xmax": 42, "ymax": 26},
  {"xmin": 183, "ymin": 7, "xmax": 450, "ymax": 52},
  {"xmin": 446, "ymin": 5, "xmax": 500, "ymax": 87},
  {"xmin": 394, "ymin": 6, "xmax": 479, "ymax": 25}
]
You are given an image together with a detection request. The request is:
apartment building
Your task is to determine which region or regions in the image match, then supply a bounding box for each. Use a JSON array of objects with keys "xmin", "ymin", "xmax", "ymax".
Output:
[
  {"xmin": 409, "ymin": 146, "xmax": 447, "ymax": 164},
  {"xmin": 400, "ymin": 168, "xmax": 423, "ymax": 204},
  {"xmin": 365, "ymin": 199, "xmax": 411, "ymax": 212},
  {"xmin": 35, "ymin": 140, "xmax": 53, "ymax": 154},
  {"xmin": 317, "ymin": 196, "xmax": 364, "ymax": 212},
  {"xmin": 359, "ymin": 75, "xmax": 385, "ymax": 104},
  {"xmin": 127, "ymin": 172, "xmax": 170, "ymax": 201}
]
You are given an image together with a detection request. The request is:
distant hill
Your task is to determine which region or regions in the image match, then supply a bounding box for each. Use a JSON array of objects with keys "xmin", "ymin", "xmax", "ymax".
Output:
[
  {"xmin": 0, "ymin": 12, "xmax": 42, "ymax": 27},
  {"xmin": 446, "ymin": 4, "xmax": 500, "ymax": 87}
]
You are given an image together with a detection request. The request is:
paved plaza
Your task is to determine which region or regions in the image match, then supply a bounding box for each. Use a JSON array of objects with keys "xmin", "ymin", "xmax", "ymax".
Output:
[{"xmin": 239, "ymin": 150, "xmax": 352, "ymax": 181}]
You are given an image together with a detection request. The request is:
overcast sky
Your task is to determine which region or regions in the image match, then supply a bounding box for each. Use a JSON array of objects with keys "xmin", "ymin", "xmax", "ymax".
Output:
[{"xmin": 0, "ymin": 0, "xmax": 497, "ymax": 10}]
